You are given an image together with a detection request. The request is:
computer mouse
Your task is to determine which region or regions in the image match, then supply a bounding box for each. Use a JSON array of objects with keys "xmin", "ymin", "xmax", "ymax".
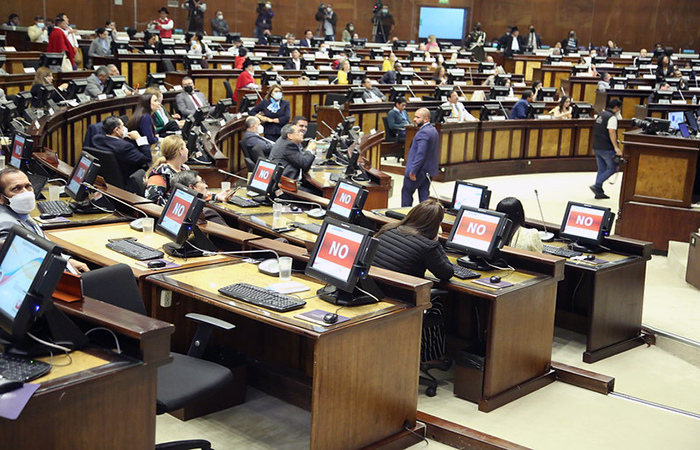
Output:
[
  {"xmin": 0, "ymin": 379, "xmax": 23, "ymax": 395},
  {"xmin": 306, "ymin": 208, "xmax": 326, "ymax": 219},
  {"xmin": 130, "ymin": 218, "xmax": 145, "ymax": 231},
  {"xmin": 323, "ymin": 313, "xmax": 339, "ymax": 324},
  {"xmin": 585, "ymin": 254, "xmax": 596, "ymax": 261},
  {"xmin": 257, "ymin": 258, "xmax": 280, "ymax": 276},
  {"xmin": 289, "ymin": 205, "xmax": 300, "ymax": 212},
  {"xmin": 489, "ymin": 276, "xmax": 501, "ymax": 284},
  {"xmin": 39, "ymin": 213, "xmax": 57, "ymax": 220},
  {"xmin": 147, "ymin": 260, "xmax": 167, "ymax": 269}
]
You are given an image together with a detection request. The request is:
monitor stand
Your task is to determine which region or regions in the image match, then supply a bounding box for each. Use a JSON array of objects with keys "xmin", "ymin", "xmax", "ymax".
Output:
[
  {"xmin": 70, "ymin": 195, "xmax": 115, "ymax": 215},
  {"xmin": 163, "ymin": 226, "xmax": 217, "ymax": 258},
  {"xmin": 345, "ymin": 167, "xmax": 370, "ymax": 182},
  {"xmin": 570, "ymin": 242, "xmax": 606, "ymax": 254},
  {"xmin": 456, "ymin": 255, "xmax": 495, "ymax": 271},
  {"xmin": 250, "ymin": 194, "xmax": 272, "ymax": 206},
  {"xmin": 317, "ymin": 277, "xmax": 384, "ymax": 307}
]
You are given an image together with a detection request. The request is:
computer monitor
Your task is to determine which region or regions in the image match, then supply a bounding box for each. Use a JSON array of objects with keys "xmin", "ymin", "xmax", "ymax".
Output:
[
  {"xmin": 445, "ymin": 206, "xmax": 512, "ymax": 270},
  {"xmin": 392, "ymin": 40, "xmax": 408, "ymax": 50},
  {"xmin": 447, "ymin": 69, "xmax": 466, "ymax": 84},
  {"xmin": 305, "ymin": 218, "xmax": 382, "ymax": 306},
  {"xmin": 35, "ymin": 85, "xmax": 56, "ymax": 109},
  {"xmin": 303, "ymin": 69, "xmax": 319, "ymax": 80},
  {"xmin": 111, "ymin": 39, "xmax": 129, "ymax": 54},
  {"xmin": 350, "ymin": 38, "xmax": 367, "ymax": 48},
  {"xmin": 247, "ymin": 158, "xmax": 282, "ymax": 202},
  {"xmin": 65, "ymin": 152, "xmax": 101, "ymax": 203},
  {"xmin": 622, "ymin": 66, "xmax": 639, "ymax": 78},
  {"xmin": 209, "ymin": 98, "xmax": 233, "ymax": 119},
  {"xmin": 346, "ymin": 86, "xmax": 366, "ymax": 103},
  {"xmin": 537, "ymin": 87, "xmax": 557, "ymax": 102},
  {"xmin": 434, "ymin": 86, "xmax": 453, "ymax": 102},
  {"xmin": 410, "ymin": 50, "xmax": 424, "ymax": 60},
  {"xmin": 526, "ymin": 102, "xmax": 546, "ymax": 119},
  {"xmin": 651, "ymin": 89, "xmax": 674, "ymax": 104},
  {"xmin": 184, "ymin": 55, "xmax": 204, "ymax": 71},
  {"xmin": 103, "ymin": 76, "xmax": 126, "ymax": 97},
  {"xmin": 480, "ymin": 103, "xmax": 507, "ymax": 121},
  {"xmin": 146, "ymin": 73, "xmax": 166, "ymax": 88},
  {"xmin": 684, "ymin": 109, "xmax": 700, "ymax": 132},
  {"xmin": 635, "ymin": 56, "xmax": 652, "ymax": 67},
  {"xmin": 572, "ymin": 102, "xmax": 593, "ymax": 119},
  {"xmin": 64, "ymin": 79, "xmax": 89, "ymax": 101},
  {"xmin": 348, "ymin": 70, "xmax": 366, "ymax": 85},
  {"xmin": 266, "ymin": 35, "xmax": 283, "ymax": 46},
  {"xmin": 610, "ymin": 77, "xmax": 628, "ymax": 90},
  {"xmin": 324, "ymin": 93, "xmax": 346, "ymax": 106},
  {"xmin": 478, "ymin": 62, "xmax": 496, "ymax": 73},
  {"xmin": 13, "ymin": 92, "xmax": 32, "ymax": 117},
  {"xmin": 0, "ymin": 225, "xmax": 67, "ymax": 342},
  {"xmin": 593, "ymin": 56, "xmax": 608, "ymax": 65},
  {"xmin": 571, "ymin": 65, "xmax": 590, "ymax": 76},
  {"xmin": 311, "ymin": 37, "xmax": 325, "ymax": 48},
  {"xmin": 433, "ymin": 104, "xmax": 455, "ymax": 124},
  {"xmin": 388, "ymin": 86, "xmax": 408, "ymax": 103},
  {"xmin": 545, "ymin": 55, "xmax": 563, "ymax": 65},
  {"xmin": 558, "ymin": 201, "xmax": 615, "ymax": 252},
  {"xmin": 495, "ymin": 74, "xmax": 512, "ymax": 86},
  {"xmin": 225, "ymin": 32, "xmax": 241, "ymax": 44},
  {"xmin": 0, "ymin": 102, "xmax": 18, "ymax": 133},
  {"xmin": 156, "ymin": 183, "xmax": 207, "ymax": 257},
  {"xmin": 261, "ymin": 71, "xmax": 279, "ymax": 86},
  {"xmin": 458, "ymin": 50, "xmax": 473, "ymax": 60},
  {"xmin": 665, "ymin": 77, "xmax": 681, "ymax": 90},
  {"xmin": 450, "ymin": 181, "xmax": 491, "ymax": 211},
  {"xmin": 327, "ymin": 178, "xmax": 369, "ymax": 223},
  {"xmin": 40, "ymin": 53, "xmax": 64, "ymax": 71},
  {"xmin": 668, "ymin": 111, "xmax": 685, "ymax": 130},
  {"xmin": 396, "ymin": 70, "xmax": 415, "ymax": 85},
  {"xmin": 9, "ymin": 132, "xmax": 33, "ymax": 170},
  {"xmin": 160, "ymin": 38, "xmax": 176, "ymax": 52},
  {"xmin": 343, "ymin": 147, "xmax": 369, "ymax": 181},
  {"xmin": 609, "ymin": 48, "xmax": 623, "ymax": 58},
  {"xmin": 489, "ymin": 86, "xmax": 510, "ymax": 100}
]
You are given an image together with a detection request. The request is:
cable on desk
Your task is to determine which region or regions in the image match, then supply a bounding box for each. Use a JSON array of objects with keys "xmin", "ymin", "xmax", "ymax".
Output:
[
  {"xmin": 403, "ymin": 420, "xmax": 429, "ymax": 447},
  {"xmin": 85, "ymin": 327, "xmax": 122, "ymax": 354},
  {"xmin": 569, "ymin": 271, "xmax": 586, "ymax": 313}
]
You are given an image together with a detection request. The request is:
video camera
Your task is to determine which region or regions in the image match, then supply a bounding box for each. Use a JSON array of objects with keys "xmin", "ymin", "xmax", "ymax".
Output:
[{"xmin": 631, "ymin": 117, "xmax": 670, "ymax": 135}]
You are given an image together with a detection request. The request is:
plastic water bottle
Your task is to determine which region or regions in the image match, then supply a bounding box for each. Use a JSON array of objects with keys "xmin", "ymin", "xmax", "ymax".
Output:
[{"xmin": 693, "ymin": 95, "xmax": 697, "ymax": 105}]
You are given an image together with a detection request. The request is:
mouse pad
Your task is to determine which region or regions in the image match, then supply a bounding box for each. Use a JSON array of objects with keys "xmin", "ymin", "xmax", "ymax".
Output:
[
  {"xmin": 295, "ymin": 309, "xmax": 350, "ymax": 326},
  {"xmin": 472, "ymin": 278, "xmax": 514, "ymax": 289}
]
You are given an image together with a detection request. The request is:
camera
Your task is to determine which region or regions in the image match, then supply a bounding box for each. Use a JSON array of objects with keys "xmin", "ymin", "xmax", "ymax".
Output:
[{"xmin": 631, "ymin": 117, "xmax": 670, "ymax": 135}]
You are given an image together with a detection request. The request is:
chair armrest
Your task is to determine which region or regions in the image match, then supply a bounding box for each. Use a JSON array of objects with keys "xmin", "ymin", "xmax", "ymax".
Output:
[{"xmin": 185, "ymin": 313, "xmax": 235, "ymax": 330}]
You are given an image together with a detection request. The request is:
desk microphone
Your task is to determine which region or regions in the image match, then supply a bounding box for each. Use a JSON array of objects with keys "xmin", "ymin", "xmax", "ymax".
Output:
[
  {"xmin": 82, "ymin": 182, "xmax": 149, "ymax": 229},
  {"xmin": 218, "ymin": 168, "xmax": 249, "ymax": 184},
  {"xmin": 414, "ymin": 73, "xmax": 428, "ymax": 85},
  {"xmin": 425, "ymin": 173, "xmax": 440, "ymax": 201},
  {"xmin": 254, "ymin": 87, "xmax": 265, "ymax": 102},
  {"xmin": 320, "ymin": 120, "xmax": 337, "ymax": 134},
  {"xmin": 533, "ymin": 189, "xmax": 554, "ymax": 241},
  {"xmin": 467, "ymin": 67, "xmax": 474, "ymax": 85},
  {"xmin": 497, "ymin": 99, "xmax": 509, "ymax": 118},
  {"xmin": 406, "ymin": 84, "xmax": 419, "ymax": 99},
  {"xmin": 456, "ymin": 84, "xmax": 467, "ymax": 99}
]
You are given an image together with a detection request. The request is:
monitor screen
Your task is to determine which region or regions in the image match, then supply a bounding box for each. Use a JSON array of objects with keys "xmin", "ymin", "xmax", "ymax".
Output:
[
  {"xmin": 446, "ymin": 207, "xmax": 510, "ymax": 263},
  {"xmin": 327, "ymin": 179, "xmax": 368, "ymax": 222},
  {"xmin": 0, "ymin": 232, "xmax": 49, "ymax": 321},
  {"xmin": 559, "ymin": 201, "xmax": 614, "ymax": 248},
  {"xmin": 668, "ymin": 111, "xmax": 685, "ymax": 130},
  {"xmin": 158, "ymin": 186, "xmax": 196, "ymax": 241},
  {"xmin": 418, "ymin": 7, "xmax": 467, "ymax": 40},
  {"xmin": 247, "ymin": 159, "xmax": 282, "ymax": 197},
  {"xmin": 65, "ymin": 152, "xmax": 100, "ymax": 202},
  {"xmin": 451, "ymin": 181, "xmax": 491, "ymax": 210},
  {"xmin": 10, "ymin": 133, "xmax": 26, "ymax": 169}
]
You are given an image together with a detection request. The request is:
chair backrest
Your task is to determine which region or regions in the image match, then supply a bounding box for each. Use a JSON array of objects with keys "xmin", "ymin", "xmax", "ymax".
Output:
[
  {"xmin": 83, "ymin": 146, "xmax": 127, "ymax": 189},
  {"xmin": 83, "ymin": 122, "xmax": 104, "ymax": 148},
  {"xmin": 382, "ymin": 116, "xmax": 396, "ymax": 142},
  {"xmin": 22, "ymin": 61, "xmax": 41, "ymax": 69},
  {"xmin": 223, "ymin": 80, "xmax": 234, "ymax": 99},
  {"xmin": 161, "ymin": 59, "xmax": 175, "ymax": 72},
  {"xmin": 127, "ymin": 168, "xmax": 146, "ymax": 196},
  {"xmin": 304, "ymin": 122, "xmax": 318, "ymax": 140},
  {"xmin": 240, "ymin": 141, "xmax": 266, "ymax": 172},
  {"xmin": 81, "ymin": 264, "xmax": 147, "ymax": 315}
]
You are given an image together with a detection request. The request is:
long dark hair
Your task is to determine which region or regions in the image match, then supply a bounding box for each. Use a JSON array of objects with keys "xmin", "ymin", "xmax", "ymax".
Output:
[
  {"xmin": 126, "ymin": 93, "xmax": 157, "ymax": 132},
  {"xmin": 495, "ymin": 197, "xmax": 525, "ymax": 245},
  {"xmin": 376, "ymin": 199, "xmax": 444, "ymax": 240}
]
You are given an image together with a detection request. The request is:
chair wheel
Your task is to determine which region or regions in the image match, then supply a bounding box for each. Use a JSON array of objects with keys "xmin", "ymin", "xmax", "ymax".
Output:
[{"xmin": 425, "ymin": 387, "xmax": 437, "ymax": 397}]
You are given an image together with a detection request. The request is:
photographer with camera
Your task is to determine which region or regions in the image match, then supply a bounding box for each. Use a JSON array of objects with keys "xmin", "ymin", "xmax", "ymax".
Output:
[
  {"xmin": 316, "ymin": 3, "xmax": 337, "ymax": 41},
  {"xmin": 255, "ymin": 1, "xmax": 274, "ymax": 41},
  {"xmin": 590, "ymin": 99, "xmax": 623, "ymax": 199},
  {"xmin": 183, "ymin": 0, "xmax": 206, "ymax": 33},
  {"xmin": 372, "ymin": 2, "xmax": 394, "ymax": 43}
]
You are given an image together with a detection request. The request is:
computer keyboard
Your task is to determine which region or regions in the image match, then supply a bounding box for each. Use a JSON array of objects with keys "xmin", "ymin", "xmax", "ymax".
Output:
[
  {"xmin": 37, "ymin": 200, "xmax": 74, "ymax": 217},
  {"xmin": 451, "ymin": 264, "xmax": 481, "ymax": 280},
  {"xmin": 227, "ymin": 196, "xmax": 261, "ymax": 208},
  {"xmin": 106, "ymin": 239, "xmax": 164, "ymax": 261},
  {"xmin": 542, "ymin": 244, "xmax": 583, "ymax": 258},
  {"xmin": 218, "ymin": 282, "xmax": 306, "ymax": 312},
  {"xmin": 290, "ymin": 222, "xmax": 322, "ymax": 234},
  {"xmin": 0, "ymin": 353, "xmax": 51, "ymax": 382}
]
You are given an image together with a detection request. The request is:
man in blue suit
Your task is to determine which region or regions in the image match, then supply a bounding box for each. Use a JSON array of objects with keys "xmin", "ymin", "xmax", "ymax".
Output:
[
  {"xmin": 509, "ymin": 89, "xmax": 535, "ymax": 119},
  {"xmin": 402, "ymin": 107, "xmax": 439, "ymax": 206},
  {"xmin": 91, "ymin": 116, "xmax": 152, "ymax": 182},
  {"xmin": 386, "ymin": 97, "xmax": 410, "ymax": 143}
]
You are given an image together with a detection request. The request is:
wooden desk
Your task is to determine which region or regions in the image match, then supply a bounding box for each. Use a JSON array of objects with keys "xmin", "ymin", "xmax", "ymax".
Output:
[
  {"xmin": 144, "ymin": 261, "xmax": 430, "ymax": 450},
  {"xmin": 0, "ymin": 297, "xmax": 173, "ymax": 449}
]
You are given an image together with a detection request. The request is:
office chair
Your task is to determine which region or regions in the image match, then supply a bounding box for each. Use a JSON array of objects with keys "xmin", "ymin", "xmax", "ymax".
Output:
[
  {"xmin": 22, "ymin": 60, "xmax": 41, "ymax": 70},
  {"xmin": 241, "ymin": 143, "xmax": 266, "ymax": 172},
  {"xmin": 223, "ymin": 80, "xmax": 234, "ymax": 100},
  {"xmin": 83, "ymin": 122, "xmax": 104, "ymax": 148},
  {"xmin": 83, "ymin": 146, "xmax": 128, "ymax": 190},
  {"xmin": 82, "ymin": 264, "xmax": 235, "ymax": 450},
  {"xmin": 380, "ymin": 116, "xmax": 404, "ymax": 163},
  {"xmin": 419, "ymin": 289, "xmax": 452, "ymax": 397},
  {"xmin": 128, "ymin": 168, "xmax": 146, "ymax": 196}
]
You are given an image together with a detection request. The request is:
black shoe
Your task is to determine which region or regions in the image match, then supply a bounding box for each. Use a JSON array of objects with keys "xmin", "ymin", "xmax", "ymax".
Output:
[
  {"xmin": 595, "ymin": 192, "xmax": 610, "ymax": 199},
  {"xmin": 589, "ymin": 185, "xmax": 602, "ymax": 195}
]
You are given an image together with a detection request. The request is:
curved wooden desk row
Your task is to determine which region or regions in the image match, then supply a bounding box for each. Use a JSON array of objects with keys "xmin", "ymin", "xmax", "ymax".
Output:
[{"xmin": 0, "ymin": 71, "xmax": 92, "ymax": 96}]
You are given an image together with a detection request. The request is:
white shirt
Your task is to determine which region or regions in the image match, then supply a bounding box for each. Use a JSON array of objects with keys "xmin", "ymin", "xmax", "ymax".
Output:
[
  {"xmin": 442, "ymin": 101, "xmax": 478, "ymax": 122},
  {"xmin": 511, "ymin": 36, "xmax": 520, "ymax": 52}
]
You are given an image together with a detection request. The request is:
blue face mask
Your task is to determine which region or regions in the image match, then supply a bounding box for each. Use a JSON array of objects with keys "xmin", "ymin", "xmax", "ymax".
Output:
[
  {"xmin": 37, "ymin": 22, "xmax": 45, "ymax": 29},
  {"xmin": 272, "ymin": 92, "xmax": 283, "ymax": 101}
]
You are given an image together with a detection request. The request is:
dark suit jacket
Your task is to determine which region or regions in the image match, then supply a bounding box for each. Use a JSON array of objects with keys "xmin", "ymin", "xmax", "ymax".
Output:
[
  {"xmin": 503, "ymin": 34, "xmax": 523, "ymax": 58},
  {"xmin": 269, "ymin": 138, "xmax": 315, "ymax": 179},
  {"xmin": 284, "ymin": 58, "xmax": 303, "ymax": 70},
  {"xmin": 509, "ymin": 99, "xmax": 530, "ymax": 119},
  {"xmin": 523, "ymin": 33, "xmax": 542, "ymax": 49},
  {"xmin": 92, "ymin": 134, "xmax": 153, "ymax": 181},
  {"xmin": 404, "ymin": 123, "xmax": 439, "ymax": 178},
  {"xmin": 299, "ymin": 38, "xmax": 312, "ymax": 47},
  {"xmin": 249, "ymin": 99, "xmax": 291, "ymax": 141},
  {"xmin": 386, "ymin": 108, "xmax": 409, "ymax": 140},
  {"xmin": 278, "ymin": 42, "xmax": 294, "ymax": 56},
  {"xmin": 241, "ymin": 130, "xmax": 273, "ymax": 157},
  {"xmin": 380, "ymin": 70, "xmax": 397, "ymax": 84}
]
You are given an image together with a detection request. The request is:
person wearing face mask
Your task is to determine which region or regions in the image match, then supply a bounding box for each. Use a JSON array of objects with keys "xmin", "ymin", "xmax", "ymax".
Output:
[
  {"xmin": 523, "ymin": 25, "xmax": 542, "ymax": 51},
  {"xmin": 144, "ymin": 135, "xmax": 191, "ymax": 205},
  {"xmin": 88, "ymin": 27, "xmax": 113, "ymax": 59},
  {"xmin": 104, "ymin": 21, "xmax": 118, "ymax": 43},
  {"xmin": 242, "ymin": 116, "xmax": 274, "ymax": 160},
  {"xmin": 210, "ymin": 11, "xmax": 229, "ymax": 36},
  {"xmin": 234, "ymin": 59, "xmax": 260, "ymax": 99},
  {"xmin": 92, "ymin": 116, "xmax": 153, "ymax": 183},
  {"xmin": 466, "ymin": 22, "xmax": 486, "ymax": 62},
  {"xmin": 30, "ymin": 67, "xmax": 69, "ymax": 106},
  {"xmin": 0, "ymin": 168, "xmax": 90, "ymax": 272},
  {"xmin": 176, "ymin": 76, "xmax": 210, "ymax": 118},
  {"xmin": 47, "ymin": 17, "xmax": 76, "ymax": 69},
  {"xmin": 85, "ymin": 66, "xmax": 111, "ymax": 100},
  {"xmin": 342, "ymin": 23, "xmax": 355, "ymax": 43},
  {"xmin": 270, "ymin": 124, "xmax": 315, "ymax": 180},
  {"xmin": 249, "ymin": 85, "xmax": 291, "ymax": 142},
  {"xmin": 28, "ymin": 16, "xmax": 49, "ymax": 43},
  {"xmin": 373, "ymin": 4, "xmax": 395, "ymax": 43},
  {"xmin": 315, "ymin": 4, "xmax": 337, "ymax": 41},
  {"xmin": 255, "ymin": 2, "xmax": 274, "ymax": 41}
]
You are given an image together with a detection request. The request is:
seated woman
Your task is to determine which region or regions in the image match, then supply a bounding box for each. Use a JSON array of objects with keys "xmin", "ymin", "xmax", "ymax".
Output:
[
  {"xmin": 426, "ymin": 35, "xmax": 440, "ymax": 53},
  {"xmin": 337, "ymin": 59, "xmax": 350, "ymax": 85},
  {"xmin": 249, "ymin": 85, "xmax": 291, "ymax": 142},
  {"xmin": 144, "ymin": 135, "xmax": 189, "ymax": 205},
  {"xmin": 29, "ymin": 67, "xmax": 68, "ymax": 107},
  {"xmin": 432, "ymin": 65, "xmax": 447, "ymax": 85},
  {"xmin": 381, "ymin": 52, "xmax": 397, "ymax": 72},
  {"xmin": 495, "ymin": 197, "xmax": 543, "ymax": 253},
  {"xmin": 126, "ymin": 93, "xmax": 161, "ymax": 146},
  {"xmin": 373, "ymin": 199, "xmax": 454, "ymax": 281},
  {"xmin": 549, "ymin": 95, "xmax": 573, "ymax": 119},
  {"xmin": 144, "ymin": 87, "xmax": 183, "ymax": 136}
]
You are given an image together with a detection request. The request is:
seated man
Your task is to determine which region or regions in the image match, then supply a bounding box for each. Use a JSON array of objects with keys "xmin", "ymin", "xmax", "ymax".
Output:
[
  {"xmin": 278, "ymin": 33, "xmax": 296, "ymax": 56},
  {"xmin": 380, "ymin": 61, "xmax": 402, "ymax": 84},
  {"xmin": 442, "ymin": 90, "xmax": 478, "ymax": 122},
  {"xmin": 0, "ymin": 168, "xmax": 89, "ymax": 272},
  {"xmin": 176, "ymin": 76, "xmax": 210, "ymax": 117},
  {"xmin": 85, "ymin": 66, "xmax": 110, "ymax": 100},
  {"xmin": 91, "ymin": 116, "xmax": 152, "ymax": 181},
  {"xmin": 241, "ymin": 116, "xmax": 274, "ymax": 159},
  {"xmin": 361, "ymin": 77, "xmax": 386, "ymax": 102},
  {"xmin": 270, "ymin": 123, "xmax": 315, "ymax": 180},
  {"xmin": 291, "ymin": 115, "xmax": 317, "ymax": 143},
  {"xmin": 284, "ymin": 48, "xmax": 303, "ymax": 70},
  {"xmin": 170, "ymin": 170, "xmax": 229, "ymax": 226},
  {"xmin": 597, "ymin": 72, "xmax": 611, "ymax": 92},
  {"xmin": 386, "ymin": 97, "xmax": 410, "ymax": 142},
  {"xmin": 509, "ymin": 89, "xmax": 534, "ymax": 119}
]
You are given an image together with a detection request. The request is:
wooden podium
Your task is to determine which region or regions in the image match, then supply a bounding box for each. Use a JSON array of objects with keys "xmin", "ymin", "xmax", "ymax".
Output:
[{"xmin": 617, "ymin": 130, "xmax": 700, "ymax": 252}]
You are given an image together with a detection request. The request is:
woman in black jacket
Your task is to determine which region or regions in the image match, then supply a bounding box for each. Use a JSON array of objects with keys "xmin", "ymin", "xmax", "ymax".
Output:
[
  {"xmin": 374, "ymin": 199, "xmax": 454, "ymax": 281},
  {"xmin": 249, "ymin": 85, "xmax": 291, "ymax": 142}
]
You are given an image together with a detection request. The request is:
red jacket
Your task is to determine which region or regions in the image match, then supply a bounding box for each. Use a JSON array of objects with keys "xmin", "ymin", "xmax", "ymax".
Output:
[
  {"xmin": 47, "ymin": 28, "xmax": 75, "ymax": 64},
  {"xmin": 234, "ymin": 70, "xmax": 255, "ymax": 99}
]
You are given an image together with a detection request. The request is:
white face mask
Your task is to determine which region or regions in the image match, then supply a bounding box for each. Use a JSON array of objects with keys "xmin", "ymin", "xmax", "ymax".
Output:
[
  {"xmin": 257, "ymin": 124, "xmax": 265, "ymax": 134},
  {"xmin": 121, "ymin": 126, "xmax": 129, "ymax": 138},
  {"xmin": 272, "ymin": 92, "xmax": 283, "ymax": 101},
  {"xmin": 37, "ymin": 22, "xmax": 45, "ymax": 29},
  {"xmin": 5, "ymin": 191, "xmax": 36, "ymax": 215},
  {"xmin": 217, "ymin": 14, "xmax": 223, "ymax": 20}
]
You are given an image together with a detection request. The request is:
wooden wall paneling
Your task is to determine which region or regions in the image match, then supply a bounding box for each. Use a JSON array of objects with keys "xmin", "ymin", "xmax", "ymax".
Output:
[
  {"xmin": 440, "ymin": 135, "xmax": 450, "ymax": 165},
  {"xmin": 561, "ymin": 128, "xmax": 573, "ymax": 157},
  {"xmin": 465, "ymin": 131, "xmax": 476, "ymax": 162},
  {"xmin": 526, "ymin": 129, "xmax": 539, "ymax": 158},
  {"xmin": 494, "ymin": 130, "xmax": 511, "ymax": 160},
  {"xmin": 451, "ymin": 132, "xmax": 467, "ymax": 165},
  {"xmin": 540, "ymin": 129, "xmax": 559, "ymax": 157}
]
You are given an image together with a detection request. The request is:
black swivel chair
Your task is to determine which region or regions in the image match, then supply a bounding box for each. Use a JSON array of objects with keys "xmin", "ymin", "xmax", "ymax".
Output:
[
  {"xmin": 418, "ymin": 289, "xmax": 452, "ymax": 397},
  {"xmin": 128, "ymin": 168, "xmax": 146, "ymax": 196},
  {"xmin": 83, "ymin": 122, "xmax": 104, "ymax": 148},
  {"xmin": 240, "ymin": 143, "xmax": 266, "ymax": 172},
  {"xmin": 223, "ymin": 80, "xmax": 234, "ymax": 100},
  {"xmin": 82, "ymin": 264, "xmax": 236, "ymax": 450},
  {"xmin": 83, "ymin": 146, "xmax": 128, "ymax": 189},
  {"xmin": 380, "ymin": 116, "xmax": 404, "ymax": 163}
]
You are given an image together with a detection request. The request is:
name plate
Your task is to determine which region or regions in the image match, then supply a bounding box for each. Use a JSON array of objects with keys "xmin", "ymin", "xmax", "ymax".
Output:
[
  {"xmin": 598, "ymin": 63, "xmax": 614, "ymax": 68},
  {"xmin": 408, "ymin": 96, "xmax": 422, "ymax": 102},
  {"xmin": 636, "ymin": 85, "xmax": 653, "ymax": 90},
  {"xmin": 254, "ymin": 52, "xmax": 268, "ymax": 57},
  {"xmin": 352, "ymin": 98, "xmax": 364, "ymax": 104},
  {"xmin": 671, "ymin": 99, "xmax": 688, "ymax": 104},
  {"xmin": 23, "ymin": 67, "xmax": 35, "ymax": 73},
  {"xmin": 272, "ymin": 65, "xmax": 284, "ymax": 71},
  {"xmin": 490, "ymin": 115, "xmax": 507, "ymax": 121},
  {"xmin": 173, "ymin": 85, "xmax": 183, "ymax": 91},
  {"xmin": 454, "ymin": 81, "xmax": 467, "ymax": 86},
  {"xmin": 164, "ymin": 50, "xmax": 175, "ymax": 55},
  {"xmin": 365, "ymin": 97, "xmax": 381, "ymax": 103},
  {"xmin": 281, "ymin": 80, "xmax": 294, "ymax": 86},
  {"xmin": 118, "ymin": 49, "xmax": 129, "ymax": 55},
  {"xmin": 174, "ymin": 49, "xmax": 187, "ymax": 55},
  {"xmin": 316, "ymin": 79, "xmax": 329, "ymax": 85},
  {"xmin": 144, "ymin": 49, "xmax": 154, "ymax": 54},
  {"xmin": 3, "ymin": 46, "xmax": 17, "ymax": 52},
  {"xmin": 97, "ymin": 94, "xmax": 107, "ymax": 100},
  {"xmin": 642, "ymin": 74, "xmax": 656, "ymax": 79},
  {"xmin": 366, "ymin": 66, "xmax": 380, "ymax": 71},
  {"xmin": 220, "ymin": 51, "xmax": 233, "ymax": 56},
  {"xmin": 220, "ymin": 64, "xmax": 233, "ymax": 69},
  {"xmin": 401, "ymin": 80, "xmax": 413, "ymax": 85}
]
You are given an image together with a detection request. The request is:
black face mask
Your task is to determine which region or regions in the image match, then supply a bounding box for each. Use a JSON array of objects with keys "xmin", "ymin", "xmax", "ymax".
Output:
[{"xmin": 184, "ymin": 85, "xmax": 194, "ymax": 93}]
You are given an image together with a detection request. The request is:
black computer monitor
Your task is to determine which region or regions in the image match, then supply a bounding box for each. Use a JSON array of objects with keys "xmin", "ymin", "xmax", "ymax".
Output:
[
  {"xmin": 545, "ymin": 55, "xmax": 563, "ymax": 65},
  {"xmin": 311, "ymin": 37, "xmax": 325, "ymax": 48},
  {"xmin": 103, "ymin": 76, "xmax": 126, "ymax": 97},
  {"xmin": 477, "ymin": 62, "xmax": 495, "ymax": 73},
  {"xmin": 343, "ymin": 147, "xmax": 369, "ymax": 181},
  {"xmin": 327, "ymin": 178, "xmax": 369, "ymax": 223},
  {"xmin": 526, "ymin": 102, "xmax": 546, "ymax": 119},
  {"xmin": 609, "ymin": 48, "xmax": 623, "ymax": 58},
  {"xmin": 537, "ymin": 87, "xmax": 557, "ymax": 102},
  {"xmin": 635, "ymin": 56, "xmax": 652, "ymax": 67},
  {"xmin": 388, "ymin": 86, "xmax": 408, "ymax": 103},
  {"xmin": 65, "ymin": 152, "xmax": 101, "ymax": 203},
  {"xmin": 593, "ymin": 56, "xmax": 608, "ymax": 65},
  {"xmin": 571, "ymin": 65, "xmax": 590, "ymax": 76},
  {"xmin": 610, "ymin": 77, "xmax": 628, "ymax": 90},
  {"xmin": 450, "ymin": 181, "xmax": 491, "ymax": 211},
  {"xmin": 480, "ymin": 103, "xmax": 507, "ymax": 121},
  {"xmin": 184, "ymin": 55, "xmax": 204, "ymax": 70},
  {"xmin": 447, "ymin": 69, "xmax": 466, "ymax": 84},
  {"xmin": 13, "ymin": 92, "xmax": 32, "ymax": 116},
  {"xmin": 305, "ymin": 218, "xmax": 382, "ymax": 306},
  {"xmin": 0, "ymin": 226, "xmax": 67, "ymax": 342},
  {"xmin": 651, "ymin": 90, "xmax": 674, "ymax": 104},
  {"xmin": 458, "ymin": 50, "xmax": 473, "ymax": 60},
  {"xmin": 0, "ymin": 102, "xmax": 18, "ymax": 133},
  {"xmin": 247, "ymin": 158, "xmax": 282, "ymax": 202},
  {"xmin": 40, "ymin": 53, "xmax": 64, "ymax": 70},
  {"xmin": 409, "ymin": 50, "xmax": 424, "ymax": 61},
  {"xmin": 392, "ymin": 40, "xmax": 408, "ymax": 50},
  {"xmin": 668, "ymin": 111, "xmax": 685, "ymax": 130},
  {"xmin": 684, "ymin": 110, "xmax": 700, "ymax": 132},
  {"xmin": 348, "ymin": 70, "xmax": 366, "ymax": 85},
  {"xmin": 209, "ymin": 98, "xmax": 233, "ymax": 119},
  {"xmin": 225, "ymin": 32, "xmax": 241, "ymax": 44},
  {"xmin": 237, "ymin": 94, "xmax": 258, "ymax": 114},
  {"xmin": 64, "ymin": 79, "xmax": 89, "ymax": 101},
  {"xmin": 665, "ymin": 78, "xmax": 681, "ymax": 90},
  {"xmin": 572, "ymin": 102, "xmax": 593, "ymax": 119},
  {"xmin": 303, "ymin": 69, "xmax": 319, "ymax": 80},
  {"xmin": 489, "ymin": 86, "xmax": 510, "ymax": 100},
  {"xmin": 111, "ymin": 39, "xmax": 129, "ymax": 54},
  {"xmin": 156, "ymin": 183, "xmax": 207, "ymax": 257},
  {"xmin": 558, "ymin": 201, "xmax": 615, "ymax": 252},
  {"xmin": 346, "ymin": 86, "xmax": 366, "ymax": 103},
  {"xmin": 442, "ymin": 60, "xmax": 457, "ymax": 70},
  {"xmin": 439, "ymin": 42, "xmax": 453, "ymax": 50},
  {"xmin": 445, "ymin": 206, "xmax": 512, "ymax": 270},
  {"xmin": 495, "ymin": 74, "xmax": 511, "ymax": 86},
  {"xmin": 9, "ymin": 132, "xmax": 33, "ymax": 170},
  {"xmin": 261, "ymin": 71, "xmax": 279, "ymax": 86},
  {"xmin": 146, "ymin": 73, "xmax": 166, "ymax": 88},
  {"xmin": 266, "ymin": 35, "xmax": 283, "ymax": 46},
  {"xmin": 433, "ymin": 104, "xmax": 455, "ymax": 124},
  {"xmin": 396, "ymin": 70, "xmax": 414, "ymax": 85},
  {"xmin": 434, "ymin": 86, "xmax": 453, "ymax": 102},
  {"xmin": 160, "ymin": 38, "xmax": 176, "ymax": 52},
  {"xmin": 324, "ymin": 93, "xmax": 347, "ymax": 106},
  {"xmin": 350, "ymin": 38, "xmax": 367, "ymax": 48},
  {"xmin": 623, "ymin": 66, "xmax": 639, "ymax": 78}
]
